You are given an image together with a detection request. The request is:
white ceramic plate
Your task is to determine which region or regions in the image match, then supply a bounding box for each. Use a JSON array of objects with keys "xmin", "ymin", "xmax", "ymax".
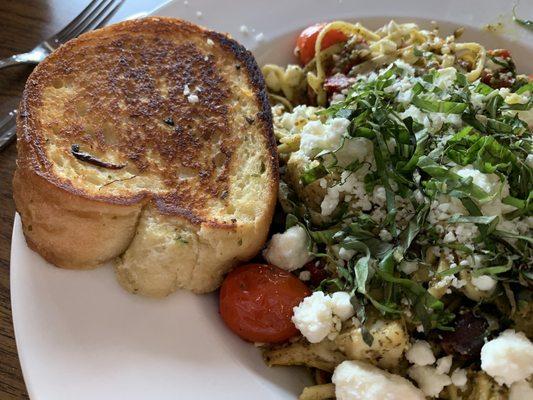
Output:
[{"xmin": 11, "ymin": 1, "xmax": 533, "ymax": 399}]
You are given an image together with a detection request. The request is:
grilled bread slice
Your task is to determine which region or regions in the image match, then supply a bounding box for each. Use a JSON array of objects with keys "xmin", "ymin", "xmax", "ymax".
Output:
[{"xmin": 13, "ymin": 17, "xmax": 278, "ymax": 296}]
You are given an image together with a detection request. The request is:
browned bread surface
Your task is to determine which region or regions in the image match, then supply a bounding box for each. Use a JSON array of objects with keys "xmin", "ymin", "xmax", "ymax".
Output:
[{"xmin": 13, "ymin": 17, "xmax": 278, "ymax": 295}]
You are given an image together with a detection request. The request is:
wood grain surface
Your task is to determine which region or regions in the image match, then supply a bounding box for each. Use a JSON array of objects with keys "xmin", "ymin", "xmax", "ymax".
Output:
[{"xmin": 0, "ymin": 2, "xmax": 120, "ymax": 398}]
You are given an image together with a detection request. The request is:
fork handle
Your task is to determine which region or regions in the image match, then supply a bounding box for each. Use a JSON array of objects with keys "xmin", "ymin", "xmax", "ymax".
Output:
[
  {"xmin": 0, "ymin": 110, "xmax": 17, "ymax": 150},
  {"xmin": 0, "ymin": 53, "xmax": 40, "ymax": 70}
]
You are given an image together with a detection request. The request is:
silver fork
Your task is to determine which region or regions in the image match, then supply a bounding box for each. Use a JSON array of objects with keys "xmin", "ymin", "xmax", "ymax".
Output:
[{"xmin": 0, "ymin": 0, "xmax": 124, "ymax": 150}]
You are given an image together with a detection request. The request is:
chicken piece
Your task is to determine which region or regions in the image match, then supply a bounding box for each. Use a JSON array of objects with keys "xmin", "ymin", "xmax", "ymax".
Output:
[
  {"xmin": 464, "ymin": 371, "xmax": 508, "ymax": 400},
  {"xmin": 263, "ymin": 338, "xmax": 346, "ymax": 372},
  {"xmin": 334, "ymin": 320, "xmax": 409, "ymax": 369},
  {"xmin": 264, "ymin": 320, "xmax": 408, "ymax": 373},
  {"xmin": 299, "ymin": 384, "xmax": 335, "ymax": 400},
  {"xmin": 285, "ymin": 153, "xmax": 328, "ymax": 213}
]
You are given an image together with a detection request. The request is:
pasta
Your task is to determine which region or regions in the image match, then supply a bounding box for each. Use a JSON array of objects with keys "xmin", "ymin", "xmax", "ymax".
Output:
[
  {"xmin": 260, "ymin": 19, "xmax": 532, "ymax": 400},
  {"xmin": 263, "ymin": 21, "xmax": 490, "ymax": 106}
]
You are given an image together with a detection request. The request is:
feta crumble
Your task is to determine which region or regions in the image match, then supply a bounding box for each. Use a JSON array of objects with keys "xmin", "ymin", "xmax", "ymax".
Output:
[
  {"xmin": 480, "ymin": 330, "xmax": 533, "ymax": 386},
  {"xmin": 471, "ymin": 275, "xmax": 497, "ymax": 292},
  {"xmin": 406, "ymin": 340, "xmax": 436, "ymax": 366},
  {"xmin": 450, "ymin": 368, "xmax": 467, "ymax": 388},
  {"xmin": 333, "ymin": 360, "xmax": 425, "ymax": 400},
  {"xmin": 263, "ymin": 226, "xmax": 312, "ymax": 271},
  {"xmin": 292, "ymin": 291, "xmax": 354, "ymax": 343},
  {"xmin": 330, "ymin": 291, "xmax": 355, "ymax": 321},
  {"xmin": 299, "ymin": 118, "xmax": 350, "ymax": 158},
  {"xmin": 408, "ymin": 365, "xmax": 452, "ymax": 397},
  {"xmin": 435, "ymin": 355, "xmax": 452, "ymax": 375}
]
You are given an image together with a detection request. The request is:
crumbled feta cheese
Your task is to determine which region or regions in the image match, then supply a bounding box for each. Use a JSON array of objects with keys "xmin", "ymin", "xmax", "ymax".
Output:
[
  {"xmin": 321, "ymin": 170, "xmax": 372, "ymax": 216},
  {"xmin": 292, "ymin": 291, "xmax": 354, "ymax": 343},
  {"xmin": 455, "ymin": 165, "xmax": 500, "ymax": 194},
  {"xmin": 509, "ymin": 380, "xmax": 533, "ymax": 400},
  {"xmin": 443, "ymin": 231, "xmax": 456, "ymax": 243},
  {"xmin": 471, "ymin": 275, "xmax": 497, "ymax": 292},
  {"xmin": 239, "ymin": 25, "xmax": 249, "ymax": 34},
  {"xmin": 435, "ymin": 356, "xmax": 453, "ymax": 374},
  {"xmin": 183, "ymin": 84, "xmax": 190, "ymax": 96},
  {"xmin": 339, "ymin": 247, "xmax": 356, "ymax": 260},
  {"xmin": 414, "ymin": 189, "xmax": 425, "ymax": 204},
  {"xmin": 299, "ymin": 118, "xmax": 350, "ymax": 158},
  {"xmin": 527, "ymin": 154, "xmax": 533, "ymax": 168},
  {"xmin": 393, "ymin": 59, "xmax": 416, "ymax": 75},
  {"xmin": 187, "ymin": 94, "xmax": 199, "ymax": 103},
  {"xmin": 337, "ymin": 137, "xmax": 375, "ymax": 167},
  {"xmin": 276, "ymin": 104, "xmax": 318, "ymax": 133},
  {"xmin": 453, "ymin": 166, "xmax": 517, "ymax": 234},
  {"xmin": 470, "ymin": 92, "xmax": 486, "ymax": 110},
  {"xmin": 450, "ymin": 368, "xmax": 467, "ymax": 388},
  {"xmin": 434, "ymin": 67, "xmax": 457, "ymax": 90},
  {"xmin": 333, "ymin": 360, "xmax": 425, "ymax": 400},
  {"xmin": 451, "ymin": 278, "xmax": 466, "ymax": 289},
  {"xmin": 401, "ymin": 105, "xmax": 430, "ymax": 130},
  {"xmin": 406, "ymin": 340, "xmax": 436, "ymax": 366},
  {"xmin": 298, "ymin": 271, "xmax": 311, "ymax": 281},
  {"xmin": 408, "ymin": 366, "xmax": 452, "ymax": 397},
  {"xmin": 330, "ymin": 292, "xmax": 355, "ymax": 321},
  {"xmin": 480, "ymin": 330, "xmax": 533, "ymax": 386},
  {"xmin": 254, "ymin": 32, "xmax": 264, "ymax": 42},
  {"xmin": 263, "ymin": 226, "xmax": 312, "ymax": 271},
  {"xmin": 384, "ymin": 75, "xmax": 415, "ymax": 103},
  {"xmin": 372, "ymin": 186, "xmax": 387, "ymax": 205},
  {"xmin": 292, "ymin": 292, "xmax": 333, "ymax": 343},
  {"xmin": 321, "ymin": 190, "xmax": 340, "ymax": 216},
  {"xmin": 331, "ymin": 93, "xmax": 346, "ymax": 103},
  {"xmin": 206, "ymin": 38, "xmax": 214, "ymax": 46}
]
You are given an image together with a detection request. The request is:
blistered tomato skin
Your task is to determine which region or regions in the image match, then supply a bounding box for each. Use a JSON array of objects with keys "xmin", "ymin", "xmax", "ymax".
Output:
[
  {"xmin": 219, "ymin": 264, "xmax": 311, "ymax": 343},
  {"xmin": 295, "ymin": 23, "xmax": 347, "ymax": 65}
]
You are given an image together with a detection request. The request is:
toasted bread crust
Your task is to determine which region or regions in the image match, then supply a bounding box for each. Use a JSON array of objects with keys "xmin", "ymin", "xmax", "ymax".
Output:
[
  {"xmin": 17, "ymin": 17, "xmax": 278, "ymax": 225},
  {"xmin": 14, "ymin": 18, "xmax": 278, "ymax": 294},
  {"xmin": 13, "ymin": 167, "xmax": 142, "ymax": 268}
]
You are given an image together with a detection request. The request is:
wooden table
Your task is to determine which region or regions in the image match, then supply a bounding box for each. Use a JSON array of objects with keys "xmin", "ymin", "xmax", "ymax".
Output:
[{"xmin": 0, "ymin": 1, "xmax": 162, "ymax": 398}]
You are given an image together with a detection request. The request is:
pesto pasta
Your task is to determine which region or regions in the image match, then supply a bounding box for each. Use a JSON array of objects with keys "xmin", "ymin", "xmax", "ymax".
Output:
[{"xmin": 260, "ymin": 20, "xmax": 533, "ymax": 400}]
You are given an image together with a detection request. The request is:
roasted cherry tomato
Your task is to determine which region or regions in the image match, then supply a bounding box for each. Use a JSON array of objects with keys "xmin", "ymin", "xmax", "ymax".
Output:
[
  {"xmin": 295, "ymin": 23, "xmax": 347, "ymax": 65},
  {"xmin": 488, "ymin": 48, "xmax": 511, "ymax": 59},
  {"xmin": 219, "ymin": 264, "xmax": 311, "ymax": 343}
]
